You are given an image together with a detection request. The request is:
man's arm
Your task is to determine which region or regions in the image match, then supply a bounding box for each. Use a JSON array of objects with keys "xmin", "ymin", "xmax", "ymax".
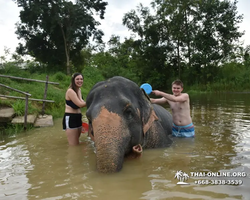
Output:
[
  {"xmin": 152, "ymin": 90, "xmax": 189, "ymax": 102},
  {"xmin": 150, "ymin": 97, "xmax": 168, "ymax": 104}
]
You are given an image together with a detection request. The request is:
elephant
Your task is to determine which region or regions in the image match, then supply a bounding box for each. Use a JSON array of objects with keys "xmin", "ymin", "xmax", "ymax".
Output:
[{"xmin": 86, "ymin": 76, "xmax": 173, "ymax": 173}]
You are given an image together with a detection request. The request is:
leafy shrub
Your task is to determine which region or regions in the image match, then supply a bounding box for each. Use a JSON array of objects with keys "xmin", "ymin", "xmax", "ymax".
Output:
[
  {"xmin": 12, "ymin": 100, "xmax": 25, "ymax": 116},
  {"xmin": 0, "ymin": 63, "xmax": 31, "ymax": 78},
  {"xmin": 53, "ymin": 72, "xmax": 68, "ymax": 82},
  {"xmin": 11, "ymin": 100, "xmax": 37, "ymax": 116}
]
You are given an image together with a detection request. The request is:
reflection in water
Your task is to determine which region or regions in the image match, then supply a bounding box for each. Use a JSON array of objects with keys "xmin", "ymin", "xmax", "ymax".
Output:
[
  {"xmin": 0, "ymin": 93, "xmax": 250, "ymax": 200},
  {"xmin": 0, "ymin": 142, "xmax": 32, "ymax": 200}
]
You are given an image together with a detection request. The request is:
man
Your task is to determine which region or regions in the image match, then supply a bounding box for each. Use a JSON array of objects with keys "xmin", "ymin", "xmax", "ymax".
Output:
[{"xmin": 150, "ymin": 80, "xmax": 195, "ymax": 137}]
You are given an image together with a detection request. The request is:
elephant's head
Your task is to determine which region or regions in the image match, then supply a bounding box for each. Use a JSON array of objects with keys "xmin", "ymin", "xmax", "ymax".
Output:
[{"xmin": 86, "ymin": 76, "xmax": 159, "ymax": 173}]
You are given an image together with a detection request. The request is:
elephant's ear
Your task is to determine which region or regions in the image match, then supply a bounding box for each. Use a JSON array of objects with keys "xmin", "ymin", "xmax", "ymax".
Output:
[
  {"xmin": 143, "ymin": 109, "xmax": 158, "ymax": 135},
  {"xmin": 140, "ymin": 88, "xmax": 150, "ymax": 101},
  {"xmin": 139, "ymin": 89, "xmax": 159, "ymax": 134}
]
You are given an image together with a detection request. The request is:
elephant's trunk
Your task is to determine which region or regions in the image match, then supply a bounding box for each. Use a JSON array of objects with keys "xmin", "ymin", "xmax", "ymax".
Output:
[{"xmin": 92, "ymin": 107, "xmax": 130, "ymax": 173}]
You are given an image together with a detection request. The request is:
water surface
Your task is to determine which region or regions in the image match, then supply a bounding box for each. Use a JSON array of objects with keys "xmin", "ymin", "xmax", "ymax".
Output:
[{"xmin": 0, "ymin": 93, "xmax": 250, "ymax": 200}]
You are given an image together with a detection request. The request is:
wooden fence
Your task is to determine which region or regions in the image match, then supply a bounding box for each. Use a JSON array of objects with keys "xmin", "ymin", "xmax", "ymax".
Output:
[{"xmin": 0, "ymin": 74, "xmax": 59, "ymax": 129}]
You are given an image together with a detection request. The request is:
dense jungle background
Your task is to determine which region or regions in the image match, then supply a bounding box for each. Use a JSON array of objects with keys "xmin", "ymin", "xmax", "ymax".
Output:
[{"xmin": 1, "ymin": 0, "xmax": 250, "ymax": 135}]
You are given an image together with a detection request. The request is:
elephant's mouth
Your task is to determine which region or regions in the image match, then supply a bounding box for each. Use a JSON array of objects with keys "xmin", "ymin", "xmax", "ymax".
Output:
[
  {"xmin": 87, "ymin": 121, "xmax": 95, "ymax": 141},
  {"xmin": 133, "ymin": 144, "xmax": 142, "ymax": 153},
  {"xmin": 126, "ymin": 144, "xmax": 143, "ymax": 159}
]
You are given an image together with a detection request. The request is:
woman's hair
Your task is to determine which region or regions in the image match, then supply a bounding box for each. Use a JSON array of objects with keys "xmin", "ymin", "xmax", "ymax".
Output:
[{"xmin": 69, "ymin": 72, "xmax": 84, "ymax": 93}]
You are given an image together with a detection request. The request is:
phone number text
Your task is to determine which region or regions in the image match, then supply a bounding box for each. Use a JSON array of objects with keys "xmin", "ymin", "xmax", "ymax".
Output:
[{"xmin": 194, "ymin": 179, "xmax": 243, "ymax": 185}]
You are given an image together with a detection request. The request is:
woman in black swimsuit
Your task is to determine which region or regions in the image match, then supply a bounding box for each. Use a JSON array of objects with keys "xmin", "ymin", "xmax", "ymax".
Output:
[{"xmin": 63, "ymin": 73, "xmax": 86, "ymax": 145}]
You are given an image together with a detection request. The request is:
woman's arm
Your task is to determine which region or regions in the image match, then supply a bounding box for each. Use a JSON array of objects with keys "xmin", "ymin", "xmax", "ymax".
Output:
[
  {"xmin": 78, "ymin": 88, "xmax": 84, "ymax": 101},
  {"xmin": 67, "ymin": 89, "xmax": 86, "ymax": 107}
]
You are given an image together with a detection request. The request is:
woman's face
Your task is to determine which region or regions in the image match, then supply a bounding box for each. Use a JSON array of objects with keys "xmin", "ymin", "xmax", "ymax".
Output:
[{"xmin": 74, "ymin": 75, "xmax": 83, "ymax": 88}]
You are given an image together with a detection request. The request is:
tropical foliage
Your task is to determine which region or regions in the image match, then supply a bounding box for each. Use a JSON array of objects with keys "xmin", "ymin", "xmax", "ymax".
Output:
[
  {"xmin": 13, "ymin": 0, "xmax": 107, "ymax": 74},
  {"xmin": 1, "ymin": 0, "xmax": 248, "ymax": 91},
  {"xmin": 122, "ymin": 0, "xmax": 244, "ymax": 87}
]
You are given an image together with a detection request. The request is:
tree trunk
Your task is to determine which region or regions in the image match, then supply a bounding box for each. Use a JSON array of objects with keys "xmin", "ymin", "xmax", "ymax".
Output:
[
  {"xmin": 177, "ymin": 38, "xmax": 181, "ymax": 79},
  {"xmin": 184, "ymin": 9, "xmax": 191, "ymax": 68},
  {"xmin": 60, "ymin": 24, "xmax": 71, "ymax": 75}
]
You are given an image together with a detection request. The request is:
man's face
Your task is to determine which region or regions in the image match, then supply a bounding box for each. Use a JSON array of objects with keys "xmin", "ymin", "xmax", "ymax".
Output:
[{"xmin": 172, "ymin": 84, "xmax": 183, "ymax": 96}]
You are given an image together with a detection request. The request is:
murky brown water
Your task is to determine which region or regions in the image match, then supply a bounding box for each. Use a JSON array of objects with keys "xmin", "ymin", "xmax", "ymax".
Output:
[{"xmin": 0, "ymin": 93, "xmax": 250, "ymax": 200}]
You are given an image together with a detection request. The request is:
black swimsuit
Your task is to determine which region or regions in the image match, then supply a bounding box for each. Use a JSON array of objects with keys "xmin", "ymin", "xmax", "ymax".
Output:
[
  {"xmin": 66, "ymin": 100, "xmax": 80, "ymax": 109},
  {"xmin": 63, "ymin": 100, "xmax": 82, "ymax": 130},
  {"xmin": 63, "ymin": 99, "xmax": 83, "ymax": 130},
  {"xmin": 62, "ymin": 113, "xmax": 82, "ymax": 130}
]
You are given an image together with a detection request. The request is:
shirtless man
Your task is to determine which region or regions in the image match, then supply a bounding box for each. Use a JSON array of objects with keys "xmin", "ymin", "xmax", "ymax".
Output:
[{"xmin": 150, "ymin": 80, "xmax": 195, "ymax": 137}]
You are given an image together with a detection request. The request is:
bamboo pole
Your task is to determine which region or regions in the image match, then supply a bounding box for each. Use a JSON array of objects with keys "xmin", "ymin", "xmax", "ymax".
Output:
[
  {"xmin": 24, "ymin": 94, "xmax": 28, "ymax": 130},
  {"xmin": 0, "ymin": 83, "xmax": 31, "ymax": 96},
  {"xmin": 0, "ymin": 94, "xmax": 54, "ymax": 102},
  {"xmin": 0, "ymin": 74, "xmax": 59, "ymax": 85},
  {"xmin": 0, "ymin": 75, "xmax": 58, "ymax": 130},
  {"xmin": 42, "ymin": 75, "xmax": 49, "ymax": 115}
]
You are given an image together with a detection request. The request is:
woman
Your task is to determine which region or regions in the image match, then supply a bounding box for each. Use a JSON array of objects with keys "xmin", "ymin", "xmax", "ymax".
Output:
[{"xmin": 63, "ymin": 72, "xmax": 86, "ymax": 145}]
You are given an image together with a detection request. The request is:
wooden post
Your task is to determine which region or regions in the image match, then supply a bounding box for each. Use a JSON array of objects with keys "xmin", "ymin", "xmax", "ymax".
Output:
[
  {"xmin": 42, "ymin": 75, "xmax": 49, "ymax": 115},
  {"xmin": 24, "ymin": 93, "xmax": 29, "ymax": 130},
  {"xmin": 0, "ymin": 75, "xmax": 58, "ymax": 129}
]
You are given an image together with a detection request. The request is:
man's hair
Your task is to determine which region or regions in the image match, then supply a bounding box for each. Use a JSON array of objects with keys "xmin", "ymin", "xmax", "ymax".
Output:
[
  {"xmin": 69, "ymin": 72, "xmax": 84, "ymax": 93},
  {"xmin": 172, "ymin": 79, "xmax": 183, "ymax": 88}
]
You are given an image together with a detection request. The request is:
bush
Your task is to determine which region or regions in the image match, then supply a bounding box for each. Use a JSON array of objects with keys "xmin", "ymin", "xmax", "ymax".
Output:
[
  {"xmin": 53, "ymin": 72, "xmax": 68, "ymax": 82},
  {"xmin": 11, "ymin": 100, "xmax": 38, "ymax": 116},
  {"xmin": 12, "ymin": 100, "xmax": 25, "ymax": 116}
]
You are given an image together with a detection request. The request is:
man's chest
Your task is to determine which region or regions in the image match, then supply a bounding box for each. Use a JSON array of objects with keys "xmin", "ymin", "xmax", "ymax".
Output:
[{"xmin": 170, "ymin": 102, "xmax": 186, "ymax": 111}]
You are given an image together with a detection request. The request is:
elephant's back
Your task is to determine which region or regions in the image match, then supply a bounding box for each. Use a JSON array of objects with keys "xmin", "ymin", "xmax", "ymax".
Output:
[{"xmin": 152, "ymin": 104, "xmax": 172, "ymax": 134}]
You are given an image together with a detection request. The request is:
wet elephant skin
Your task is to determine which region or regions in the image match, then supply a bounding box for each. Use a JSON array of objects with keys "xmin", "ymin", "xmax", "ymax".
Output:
[{"xmin": 86, "ymin": 76, "xmax": 173, "ymax": 173}]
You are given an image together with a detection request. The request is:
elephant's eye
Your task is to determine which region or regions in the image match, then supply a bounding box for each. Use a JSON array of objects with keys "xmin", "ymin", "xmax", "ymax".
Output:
[{"xmin": 124, "ymin": 107, "xmax": 134, "ymax": 120}]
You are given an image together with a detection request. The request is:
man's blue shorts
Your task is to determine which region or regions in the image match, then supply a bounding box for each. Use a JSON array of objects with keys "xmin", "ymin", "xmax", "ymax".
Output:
[{"xmin": 172, "ymin": 123, "xmax": 195, "ymax": 137}]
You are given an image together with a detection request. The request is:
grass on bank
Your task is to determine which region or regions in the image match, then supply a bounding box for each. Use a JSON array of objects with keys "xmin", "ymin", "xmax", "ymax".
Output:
[
  {"xmin": 0, "ymin": 64, "xmax": 105, "ymax": 136},
  {"xmin": 1, "ymin": 61, "xmax": 250, "ymax": 136}
]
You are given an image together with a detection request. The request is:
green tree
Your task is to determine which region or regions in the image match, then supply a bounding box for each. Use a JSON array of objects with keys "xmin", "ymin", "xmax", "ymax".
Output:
[
  {"xmin": 190, "ymin": 0, "xmax": 244, "ymax": 84},
  {"xmin": 91, "ymin": 35, "xmax": 140, "ymax": 82},
  {"xmin": 123, "ymin": 0, "xmax": 244, "ymax": 87},
  {"xmin": 243, "ymin": 45, "xmax": 250, "ymax": 68},
  {"xmin": 14, "ymin": 0, "xmax": 107, "ymax": 74},
  {"xmin": 123, "ymin": 3, "xmax": 181, "ymax": 87},
  {"xmin": 151, "ymin": 0, "xmax": 191, "ymax": 77}
]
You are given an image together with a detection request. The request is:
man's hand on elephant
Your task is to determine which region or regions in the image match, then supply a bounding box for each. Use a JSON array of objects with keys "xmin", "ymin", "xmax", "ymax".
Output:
[{"xmin": 152, "ymin": 90, "xmax": 161, "ymax": 96}]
